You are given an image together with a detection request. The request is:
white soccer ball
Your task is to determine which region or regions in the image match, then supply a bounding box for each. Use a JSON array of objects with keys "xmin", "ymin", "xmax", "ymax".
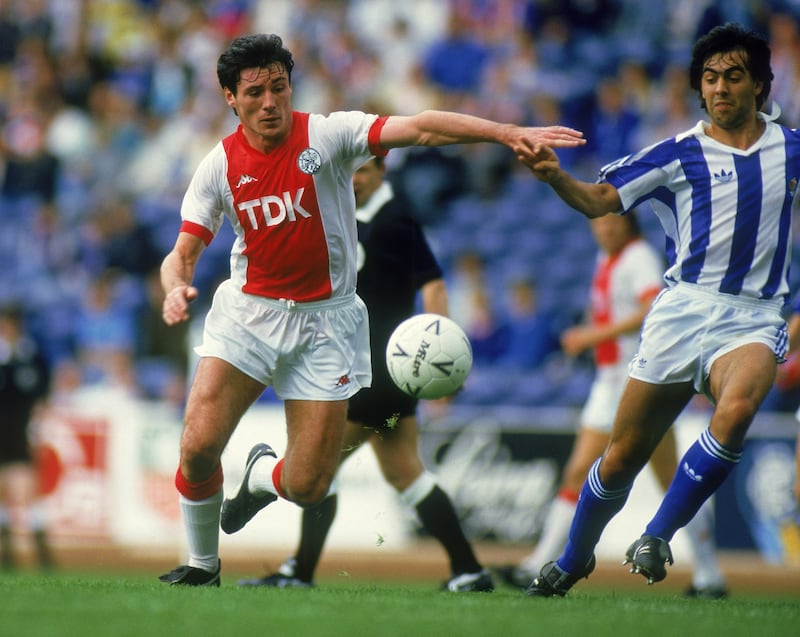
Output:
[{"xmin": 385, "ymin": 313, "xmax": 472, "ymax": 399}]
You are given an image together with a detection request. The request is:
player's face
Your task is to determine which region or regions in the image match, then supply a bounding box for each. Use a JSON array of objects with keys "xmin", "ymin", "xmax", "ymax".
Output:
[
  {"xmin": 700, "ymin": 49, "xmax": 762, "ymax": 130},
  {"xmin": 225, "ymin": 63, "xmax": 293, "ymax": 150},
  {"xmin": 590, "ymin": 214, "xmax": 633, "ymax": 255},
  {"xmin": 352, "ymin": 159, "xmax": 384, "ymax": 208}
]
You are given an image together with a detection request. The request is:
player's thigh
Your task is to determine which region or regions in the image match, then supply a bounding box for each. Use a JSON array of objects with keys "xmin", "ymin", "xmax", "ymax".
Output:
[
  {"xmin": 368, "ymin": 416, "xmax": 424, "ymax": 491},
  {"xmin": 183, "ymin": 357, "xmax": 266, "ymax": 460},
  {"xmin": 561, "ymin": 428, "xmax": 610, "ymax": 492},
  {"xmin": 283, "ymin": 398, "xmax": 349, "ymax": 495},
  {"xmin": 707, "ymin": 342, "xmax": 777, "ymax": 446}
]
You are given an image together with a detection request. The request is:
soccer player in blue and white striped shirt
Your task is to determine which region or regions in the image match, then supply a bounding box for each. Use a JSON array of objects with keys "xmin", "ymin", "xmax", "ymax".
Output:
[{"xmin": 520, "ymin": 22, "xmax": 800, "ymax": 597}]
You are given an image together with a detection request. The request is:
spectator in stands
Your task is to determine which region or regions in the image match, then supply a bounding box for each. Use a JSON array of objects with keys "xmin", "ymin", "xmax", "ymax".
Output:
[
  {"xmin": 586, "ymin": 74, "xmax": 641, "ymax": 165},
  {"xmin": 73, "ymin": 269, "xmax": 137, "ymax": 391},
  {"xmin": 447, "ymin": 251, "xmax": 508, "ymax": 365},
  {"xmin": 422, "ymin": 10, "xmax": 490, "ymax": 100},
  {"xmin": 496, "ymin": 276, "xmax": 560, "ymax": 370}
]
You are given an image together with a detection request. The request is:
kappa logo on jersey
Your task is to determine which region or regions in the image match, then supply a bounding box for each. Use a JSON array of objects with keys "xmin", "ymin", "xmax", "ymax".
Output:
[
  {"xmin": 713, "ymin": 168, "xmax": 734, "ymax": 183},
  {"xmin": 238, "ymin": 189, "xmax": 312, "ymax": 229},
  {"xmin": 297, "ymin": 147, "xmax": 322, "ymax": 174},
  {"xmin": 236, "ymin": 174, "xmax": 259, "ymax": 189}
]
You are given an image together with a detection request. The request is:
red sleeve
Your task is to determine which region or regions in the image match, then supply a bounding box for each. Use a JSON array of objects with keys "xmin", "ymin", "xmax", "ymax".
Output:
[
  {"xmin": 367, "ymin": 116, "xmax": 390, "ymax": 157},
  {"xmin": 180, "ymin": 220, "xmax": 215, "ymax": 246}
]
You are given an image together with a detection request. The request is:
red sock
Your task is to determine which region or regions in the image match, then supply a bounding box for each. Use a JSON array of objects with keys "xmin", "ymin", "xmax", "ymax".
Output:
[
  {"xmin": 174, "ymin": 465, "xmax": 223, "ymax": 500},
  {"xmin": 272, "ymin": 459, "xmax": 286, "ymax": 499},
  {"xmin": 557, "ymin": 487, "xmax": 580, "ymax": 504}
]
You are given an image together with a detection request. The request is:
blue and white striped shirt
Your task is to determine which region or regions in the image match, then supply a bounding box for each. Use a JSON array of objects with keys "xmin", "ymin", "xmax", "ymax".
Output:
[{"xmin": 600, "ymin": 117, "xmax": 800, "ymax": 303}]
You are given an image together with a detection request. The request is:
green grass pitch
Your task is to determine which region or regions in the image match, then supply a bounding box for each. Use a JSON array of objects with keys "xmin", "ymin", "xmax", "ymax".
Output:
[{"xmin": 1, "ymin": 571, "xmax": 798, "ymax": 637}]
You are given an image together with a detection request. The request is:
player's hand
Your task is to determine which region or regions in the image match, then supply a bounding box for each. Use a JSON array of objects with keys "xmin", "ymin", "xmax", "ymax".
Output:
[
  {"xmin": 517, "ymin": 144, "xmax": 562, "ymax": 183},
  {"xmin": 509, "ymin": 126, "xmax": 584, "ymax": 162},
  {"xmin": 162, "ymin": 285, "xmax": 199, "ymax": 325},
  {"xmin": 560, "ymin": 325, "xmax": 594, "ymax": 357}
]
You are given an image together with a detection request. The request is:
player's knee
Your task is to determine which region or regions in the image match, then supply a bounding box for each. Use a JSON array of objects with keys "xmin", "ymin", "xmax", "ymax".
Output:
[
  {"xmin": 599, "ymin": 447, "xmax": 647, "ymax": 488},
  {"xmin": 714, "ymin": 395, "xmax": 758, "ymax": 428},
  {"xmin": 284, "ymin": 472, "xmax": 333, "ymax": 507},
  {"xmin": 180, "ymin": 434, "xmax": 224, "ymax": 480}
]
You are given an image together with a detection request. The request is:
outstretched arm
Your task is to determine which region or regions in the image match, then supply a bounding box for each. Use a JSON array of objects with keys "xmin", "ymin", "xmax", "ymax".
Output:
[
  {"xmin": 378, "ymin": 110, "xmax": 585, "ymax": 154},
  {"xmin": 519, "ymin": 144, "xmax": 622, "ymax": 219}
]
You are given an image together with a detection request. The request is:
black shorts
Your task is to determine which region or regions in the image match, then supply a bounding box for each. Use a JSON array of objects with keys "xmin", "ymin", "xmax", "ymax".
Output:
[
  {"xmin": 347, "ymin": 366, "xmax": 417, "ymax": 430},
  {"xmin": 0, "ymin": 423, "xmax": 32, "ymax": 465}
]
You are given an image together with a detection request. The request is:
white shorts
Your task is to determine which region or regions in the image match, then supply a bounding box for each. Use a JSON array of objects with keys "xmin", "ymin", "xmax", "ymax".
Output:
[
  {"xmin": 580, "ymin": 363, "xmax": 629, "ymax": 433},
  {"xmin": 195, "ymin": 280, "xmax": 371, "ymax": 401},
  {"xmin": 630, "ymin": 282, "xmax": 787, "ymax": 397}
]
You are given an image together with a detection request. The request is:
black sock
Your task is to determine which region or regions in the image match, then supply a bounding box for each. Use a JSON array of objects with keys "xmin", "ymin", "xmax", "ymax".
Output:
[
  {"xmin": 34, "ymin": 529, "xmax": 54, "ymax": 570},
  {"xmin": 294, "ymin": 494, "xmax": 338, "ymax": 582},
  {"xmin": 415, "ymin": 486, "xmax": 481, "ymax": 575},
  {"xmin": 1, "ymin": 525, "xmax": 13, "ymax": 570}
]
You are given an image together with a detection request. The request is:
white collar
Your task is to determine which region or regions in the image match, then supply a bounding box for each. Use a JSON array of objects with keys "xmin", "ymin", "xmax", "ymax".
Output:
[{"xmin": 356, "ymin": 181, "xmax": 394, "ymax": 223}]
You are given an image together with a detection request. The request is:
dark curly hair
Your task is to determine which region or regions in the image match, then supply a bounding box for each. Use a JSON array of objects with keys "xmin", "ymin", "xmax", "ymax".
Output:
[
  {"xmin": 217, "ymin": 33, "xmax": 295, "ymax": 95},
  {"xmin": 689, "ymin": 23, "xmax": 773, "ymax": 112}
]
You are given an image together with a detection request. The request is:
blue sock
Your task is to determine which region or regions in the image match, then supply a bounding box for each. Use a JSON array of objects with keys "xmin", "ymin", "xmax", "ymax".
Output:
[
  {"xmin": 645, "ymin": 428, "xmax": 741, "ymax": 542},
  {"xmin": 558, "ymin": 459, "xmax": 631, "ymax": 574}
]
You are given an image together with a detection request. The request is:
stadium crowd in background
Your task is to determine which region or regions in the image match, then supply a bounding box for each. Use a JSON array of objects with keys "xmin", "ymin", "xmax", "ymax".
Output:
[{"xmin": 2, "ymin": 0, "xmax": 800, "ymax": 415}]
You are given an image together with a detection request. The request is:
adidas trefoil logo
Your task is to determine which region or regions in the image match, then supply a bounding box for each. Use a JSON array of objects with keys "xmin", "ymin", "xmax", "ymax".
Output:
[
  {"xmin": 236, "ymin": 174, "xmax": 258, "ymax": 189},
  {"xmin": 713, "ymin": 168, "xmax": 734, "ymax": 183},
  {"xmin": 682, "ymin": 461, "xmax": 703, "ymax": 482}
]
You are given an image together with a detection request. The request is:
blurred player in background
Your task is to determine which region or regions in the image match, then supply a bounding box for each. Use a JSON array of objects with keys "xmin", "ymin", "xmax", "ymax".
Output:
[
  {"xmin": 781, "ymin": 304, "xmax": 800, "ymax": 548},
  {"xmin": 496, "ymin": 212, "xmax": 727, "ymax": 598},
  {"xmin": 157, "ymin": 33, "xmax": 584, "ymax": 586},
  {"xmin": 0, "ymin": 303, "xmax": 54, "ymax": 570},
  {"xmin": 237, "ymin": 157, "xmax": 493, "ymax": 592},
  {"xmin": 520, "ymin": 23, "xmax": 797, "ymax": 596}
]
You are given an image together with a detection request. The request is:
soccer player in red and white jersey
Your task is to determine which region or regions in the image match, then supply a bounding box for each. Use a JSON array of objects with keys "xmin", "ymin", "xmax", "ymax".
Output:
[
  {"xmin": 521, "ymin": 23, "xmax": 798, "ymax": 596},
  {"xmin": 498, "ymin": 212, "xmax": 727, "ymax": 598},
  {"xmin": 157, "ymin": 33, "xmax": 585, "ymax": 586}
]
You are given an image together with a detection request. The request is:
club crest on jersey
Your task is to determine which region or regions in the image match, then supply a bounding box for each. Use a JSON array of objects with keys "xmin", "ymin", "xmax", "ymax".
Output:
[
  {"xmin": 789, "ymin": 177, "xmax": 798, "ymax": 197},
  {"xmin": 297, "ymin": 148, "xmax": 322, "ymax": 174}
]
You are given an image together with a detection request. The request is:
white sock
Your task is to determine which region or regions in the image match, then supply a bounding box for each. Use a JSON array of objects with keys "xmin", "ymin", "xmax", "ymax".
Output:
[
  {"xmin": 399, "ymin": 471, "xmax": 437, "ymax": 507},
  {"xmin": 519, "ymin": 496, "xmax": 577, "ymax": 574},
  {"xmin": 247, "ymin": 454, "xmax": 281, "ymax": 497},
  {"xmin": 180, "ymin": 490, "xmax": 222, "ymax": 572},
  {"xmin": 26, "ymin": 503, "xmax": 48, "ymax": 531},
  {"xmin": 684, "ymin": 501, "xmax": 726, "ymax": 589}
]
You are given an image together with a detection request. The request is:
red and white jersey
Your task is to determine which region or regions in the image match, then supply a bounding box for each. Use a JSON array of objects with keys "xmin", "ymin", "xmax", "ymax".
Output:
[
  {"xmin": 179, "ymin": 110, "xmax": 387, "ymax": 302},
  {"xmin": 590, "ymin": 237, "xmax": 663, "ymax": 367}
]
